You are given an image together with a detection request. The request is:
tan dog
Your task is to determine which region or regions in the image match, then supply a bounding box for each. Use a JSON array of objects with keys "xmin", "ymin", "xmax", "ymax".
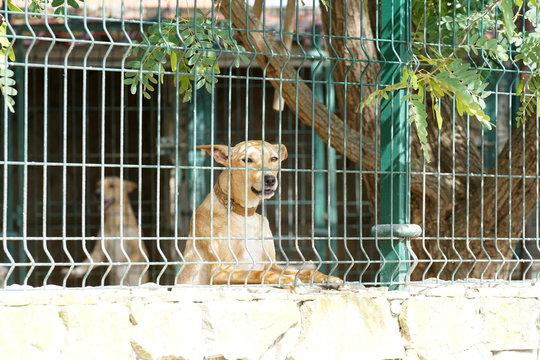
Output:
[
  {"xmin": 64, "ymin": 177, "xmax": 149, "ymax": 286},
  {"xmin": 177, "ymin": 140, "xmax": 342, "ymax": 286}
]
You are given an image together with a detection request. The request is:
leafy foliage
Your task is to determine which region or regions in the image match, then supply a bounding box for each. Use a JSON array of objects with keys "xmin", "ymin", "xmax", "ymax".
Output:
[
  {"xmin": 0, "ymin": 21, "xmax": 17, "ymax": 113},
  {"xmin": 363, "ymin": 0, "xmax": 540, "ymax": 161},
  {"xmin": 515, "ymin": 27, "xmax": 540, "ymax": 126},
  {"xmin": 363, "ymin": 58, "xmax": 492, "ymax": 161},
  {"xmin": 28, "ymin": 0, "xmax": 82, "ymax": 17},
  {"xmin": 1, "ymin": 0, "xmax": 82, "ymax": 113},
  {"xmin": 124, "ymin": 9, "xmax": 249, "ymax": 102}
]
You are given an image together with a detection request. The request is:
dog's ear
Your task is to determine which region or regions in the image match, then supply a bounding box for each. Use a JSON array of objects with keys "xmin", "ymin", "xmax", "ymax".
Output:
[
  {"xmin": 276, "ymin": 144, "xmax": 288, "ymax": 162},
  {"xmin": 197, "ymin": 144, "xmax": 229, "ymax": 166},
  {"xmin": 124, "ymin": 180, "xmax": 137, "ymax": 193}
]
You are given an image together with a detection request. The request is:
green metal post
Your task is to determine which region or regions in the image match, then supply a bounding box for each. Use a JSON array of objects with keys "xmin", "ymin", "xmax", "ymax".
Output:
[
  {"xmin": 3, "ymin": 106, "xmax": 15, "ymax": 283},
  {"xmin": 186, "ymin": 89, "xmax": 214, "ymax": 207},
  {"xmin": 379, "ymin": 0, "xmax": 411, "ymax": 285},
  {"xmin": 15, "ymin": 39, "xmax": 26, "ymax": 284},
  {"xmin": 484, "ymin": 80, "xmax": 497, "ymax": 170}
]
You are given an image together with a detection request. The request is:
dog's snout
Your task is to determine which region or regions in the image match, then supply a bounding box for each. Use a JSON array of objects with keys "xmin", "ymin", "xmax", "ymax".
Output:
[{"xmin": 264, "ymin": 175, "xmax": 276, "ymax": 187}]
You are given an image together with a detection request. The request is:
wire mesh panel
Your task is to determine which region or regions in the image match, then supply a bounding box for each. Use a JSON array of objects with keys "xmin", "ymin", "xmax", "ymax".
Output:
[{"xmin": 0, "ymin": 0, "xmax": 539, "ymax": 289}]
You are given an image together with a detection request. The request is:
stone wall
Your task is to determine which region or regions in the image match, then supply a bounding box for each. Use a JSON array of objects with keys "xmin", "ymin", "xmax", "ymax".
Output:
[{"xmin": 0, "ymin": 282, "xmax": 539, "ymax": 359}]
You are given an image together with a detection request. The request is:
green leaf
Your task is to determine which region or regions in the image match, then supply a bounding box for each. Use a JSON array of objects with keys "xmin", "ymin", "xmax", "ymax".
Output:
[
  {"xmin": 170, "ymin": 51, "xmax": 178, "ymax": 72},
  {"xmin": 183, "ymin": 91, "xmax": 192, "ymax": 102},
  {"xmin": 53, "ymin": 7, "xmax": 64, "ymax": 16},
  {"xmin": 201, "ymin": 57, "xmax": 217, "ymax": 66},
  {"xmin": 410, "ymin": 71, "xmax": 418, "ymax": 90},
  {"xmin": 128, "ymin": 60, "xmax": 141, "ymax": 69},
  {"xmin": 501, "ymin": 0, "xmax": 516, "ymax": 42},
  {"xmin": 205, "ymin": 81, "xmax": 213, "ymax": 93},
  {"xmin": 180, "ymin": 75, "xmax": 189, "ymax": 91},
  {"xmin": 7, "ymin": 47, "xmax": 15, "ymax": 62},
  {"xmin": 7, "ymin": 1, "xmax": 23, "ymax": 12},
  {"xmin": 402, "ymin": 67, "xmax": 409, "ymax": 86},
  {"xmin": 52, "ymin": 0, "xmax": 64, "ymax": 6},
  {"xmin": 185, "ymin": 49, "xmax": 194, "ymax": 59},
  {"xmin": 188, "ymin": 53, "xmax": 201, "ymax": 66},
  {"xmin": 456, "ymin": 97, "xmax": 465, "ymax": 117},
  {"xmin": 239, "ymin": 54, "xmax": 250, "ymax": 64},
  {"xmin": 67, "ymin": 0, "xmax": 80, "ymax": 9},
  {"xmin": 183, "ymin": 35, "xmax": 194, "ymax": 47},
  {"xmin": 429, "ymin": 79, "xmax": 444, "ymax": 98},
  {"xmin": 516, "ymin": 80, "xmax": 524, "ymax": 96},
  {"xmin": 410, "ymin": 98, "xmax": 430, "ymax": 162},
  {"xmin": 486, "ymin": 39, "xmax": 498, "ymax": 50},
  {"xmin": 433, "ymin": 102, "xmax": 443, "ymax": 130},
  {"xmin": 195, "ymin": 77, "xmax": 205, "ymax": 90}
]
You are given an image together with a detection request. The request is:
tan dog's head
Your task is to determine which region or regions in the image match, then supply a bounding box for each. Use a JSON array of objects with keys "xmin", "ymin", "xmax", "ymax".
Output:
[
  {"xmin": 198, "ymin": 141, "xmax": 288, "ymax": 208},
  {"xmin": 95, "ymin": 176, "xmax": 137, "ymax": 212}
]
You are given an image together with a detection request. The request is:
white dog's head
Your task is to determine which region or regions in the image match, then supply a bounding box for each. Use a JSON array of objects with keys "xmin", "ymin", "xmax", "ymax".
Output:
[{"xmin": 95, "ymin": 176, "xmax": 137, "ymax": 212}]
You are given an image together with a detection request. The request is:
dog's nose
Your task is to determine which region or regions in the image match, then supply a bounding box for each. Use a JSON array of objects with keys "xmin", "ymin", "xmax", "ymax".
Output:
[
  {"xmin": 95, "ymin": 191, "xmax": 101, "ymax": 200},
  {"xmin": 264, "ymin": 175, "xmax": 276, "ymax": 188}
]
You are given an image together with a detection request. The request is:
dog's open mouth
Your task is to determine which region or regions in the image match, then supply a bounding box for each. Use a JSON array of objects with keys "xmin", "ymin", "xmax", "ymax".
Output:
[
  {"xmin": 251, "ymin": 187, "xmax": 275, "ymax": 197},
  {"xmin": 100, "ymin": 199, "xmax": 115, "ymax": 211}
]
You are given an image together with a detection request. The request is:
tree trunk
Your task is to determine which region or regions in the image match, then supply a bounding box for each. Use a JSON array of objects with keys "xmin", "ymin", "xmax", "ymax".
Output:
[{"xmin": 219, "ymin": 0, "xmax": 539, "ymax": 281}]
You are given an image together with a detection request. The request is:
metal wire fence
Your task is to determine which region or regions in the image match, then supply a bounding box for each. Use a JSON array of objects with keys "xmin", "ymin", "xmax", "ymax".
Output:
[{"xmin": 0, "ymin": 0, "xmax": 539, "ymax": 289}]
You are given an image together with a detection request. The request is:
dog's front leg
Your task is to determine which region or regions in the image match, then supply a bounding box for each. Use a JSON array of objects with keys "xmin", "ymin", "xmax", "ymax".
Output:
[
  {"xmin": 211, "ymin": 265, "xmax": 298, "ymax": 287},
  {"xmin": 63, "ymin": 239, "xmax": 106, "ymax": 278}
]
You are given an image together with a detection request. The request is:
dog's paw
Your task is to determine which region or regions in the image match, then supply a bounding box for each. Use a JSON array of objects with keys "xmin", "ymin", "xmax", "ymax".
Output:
[
  {"xmin": 272, "ymin": 274, "xmax": 302, "ymax": 292},
  {"xmin": 326, "ymin": 275, "xmax": 343, "ymax": 284},
  {"xmin": 62, "ymin": 266, "xmax": 87, "ymax": 278},
  {"xmin": 310, "ymin": 273, "xmax": 342, "ymax": 284}
]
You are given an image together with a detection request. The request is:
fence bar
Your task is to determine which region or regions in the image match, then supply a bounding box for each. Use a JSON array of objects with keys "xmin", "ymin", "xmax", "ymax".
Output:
[{"xmin": 379, "ymin": 0, "xmax": 411, "ymax": 285}]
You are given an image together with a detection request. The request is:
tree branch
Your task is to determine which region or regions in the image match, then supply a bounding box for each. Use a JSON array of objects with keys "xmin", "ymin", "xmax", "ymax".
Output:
[{"xmin": 219, "ymin": 0, "xmax": 374, "ymax": 167}]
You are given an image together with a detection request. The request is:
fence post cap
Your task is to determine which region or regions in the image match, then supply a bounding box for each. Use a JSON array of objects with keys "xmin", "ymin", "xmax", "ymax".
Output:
[{"xmin": 370, "ymin": 224, "xmax": 422, "ymax": 238}]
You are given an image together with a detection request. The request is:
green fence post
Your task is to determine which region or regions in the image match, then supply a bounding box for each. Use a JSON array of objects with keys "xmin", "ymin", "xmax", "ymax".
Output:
[
  {"xmin": 187, "ymin": 89, "xmax": 214, "ymax": 207},
  {"xmin": 379, "ymin": 0, "xmax": 411, "ymax": 286}
]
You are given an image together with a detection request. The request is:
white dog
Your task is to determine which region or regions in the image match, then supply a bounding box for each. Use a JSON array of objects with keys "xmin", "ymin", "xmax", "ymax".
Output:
[{"xmin": 64, "ymin": 177, "xmax": 149, "ymax": 285}]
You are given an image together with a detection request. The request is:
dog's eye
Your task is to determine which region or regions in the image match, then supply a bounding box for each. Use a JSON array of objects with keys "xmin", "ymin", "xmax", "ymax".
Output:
[
  {"xmin": 271, "ymin": 156, "xmax": 278, "ymax": 162},
  {"xmin": 242, "ymin": 158, "xmax": 253, "ymax": 163}
]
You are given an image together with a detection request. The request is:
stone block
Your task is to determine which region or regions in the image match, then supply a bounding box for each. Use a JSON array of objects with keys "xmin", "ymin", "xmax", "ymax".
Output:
[
  {"xmin": 400, "ymin": 297, "xmax": 491, "ymax": 360},
  {"xmin": 205, "ymin": 299, "xmax": 300, "ymax": 360},
  {"xmin": 0, "ymin": 305, "xmax": 65, "ymax": 359},
  {"xmin": 288, "ymin": 294, "xmax": 404, "ymax": 360},
  {"xmin": 60, "ymin": 304, "xmax": 133, "ymax": 360},
  {"xmin": 481, "ymin": 299, "xmax": 540, "ymax": 351},
  {"xmin": 130, "ymin": 301, "xmax": 204, "ymax": 360}
]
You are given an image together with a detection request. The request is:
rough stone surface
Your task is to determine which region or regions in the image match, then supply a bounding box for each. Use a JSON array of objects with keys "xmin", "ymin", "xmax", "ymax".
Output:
[
  {"xmin": 289, "ymin": 294, "xmax": 405, "ymax": 360},
  {"xmin": 130, "ymin": 301, "xmax": 204, "ymax": 360},
  {"xmin": 0, "ymin": 305, "xmax": 65, "ymax": 359},
  {"xmin": 0, "ymin": 283, "xmax": 539, "ymax": 359},
  {"xmin": 60, "ymin": 304, "xmax": 133, "ymax": 360},
  {"xmin": 400, "ymin": 297, "xmax": 491, "ymax": 360},
  {"xmin": 492, "ymin": 350, "xmax": 538, "ymax": 360},
  {"xmin": 204, "ymin": 299, "xmax": 300, "ymax": 360},
  {"xmin": 482, "ymin": 299, "xmax": 540, "ymax": 351}
]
